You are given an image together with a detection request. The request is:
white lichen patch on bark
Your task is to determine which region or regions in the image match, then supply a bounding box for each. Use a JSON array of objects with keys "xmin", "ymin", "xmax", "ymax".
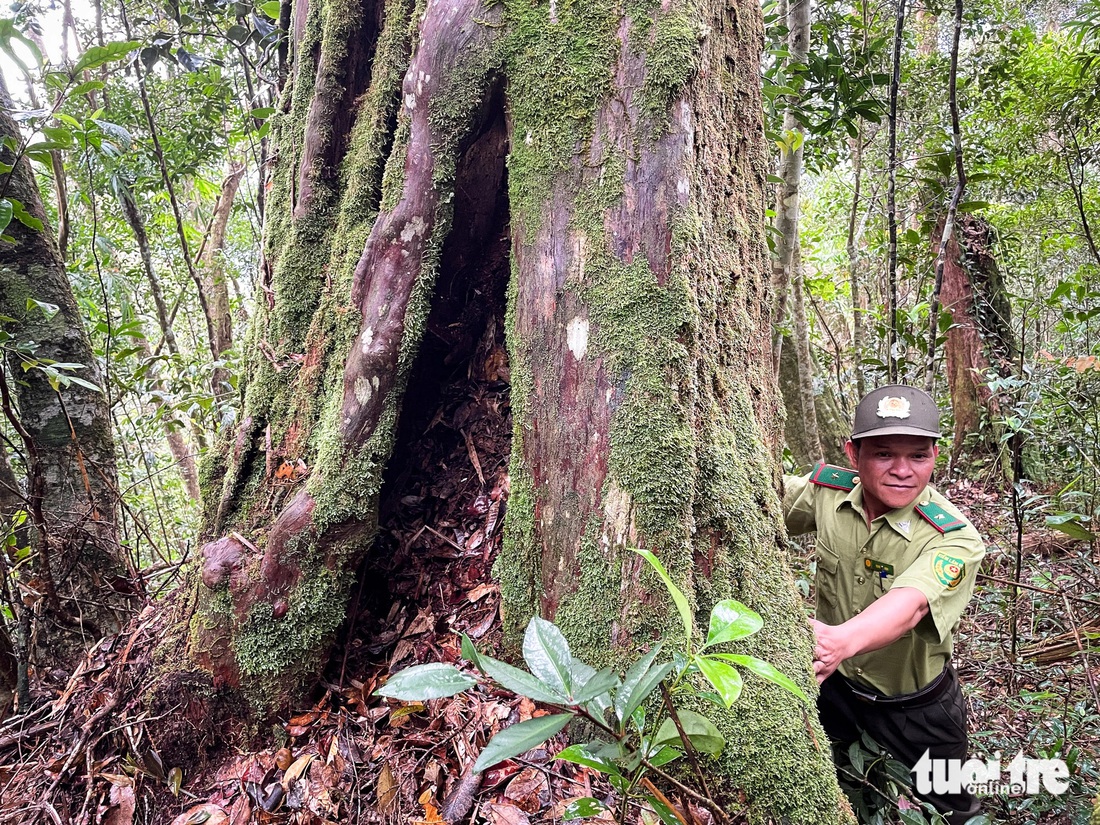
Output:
[
  {"xmin": 360, "ymin": 327, "xmax": 374, "ymax": 352},
  {"xmin": 567, "ymin": 316, "xmax": 589, "ymax": 360},
  {"xmin": 400, "ymin": 215, "xmax": 426, "ymax": 243},
  {"xmin": 353, "ymin": 374, "xmax": 380, "ymax": 405}
]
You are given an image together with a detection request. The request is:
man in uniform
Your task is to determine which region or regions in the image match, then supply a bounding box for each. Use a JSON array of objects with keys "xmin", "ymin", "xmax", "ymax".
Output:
[{"xmin": 783, "ymin": 385, "xmax": 985, "ymax": 824}]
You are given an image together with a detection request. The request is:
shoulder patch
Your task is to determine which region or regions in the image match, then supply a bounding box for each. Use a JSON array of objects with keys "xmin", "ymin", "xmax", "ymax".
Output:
[
  {"xmin": 810, "ymin": 463, "xmax": 858, "ymax": 491},
  {"xmin": 916, "ymin": 501, "xmax": 967, "ymax": 533}
]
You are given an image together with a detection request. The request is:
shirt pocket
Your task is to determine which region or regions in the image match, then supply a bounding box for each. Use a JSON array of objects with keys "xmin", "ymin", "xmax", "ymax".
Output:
[{"xmin": 815, "ymin": 541, "xmax": 841, "ymax": 608}]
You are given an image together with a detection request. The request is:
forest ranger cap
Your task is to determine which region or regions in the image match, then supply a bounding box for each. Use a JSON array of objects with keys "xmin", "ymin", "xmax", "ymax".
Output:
[{"xmin": 851, "ymin": 384, "xmax": 942, "ymax": 440}]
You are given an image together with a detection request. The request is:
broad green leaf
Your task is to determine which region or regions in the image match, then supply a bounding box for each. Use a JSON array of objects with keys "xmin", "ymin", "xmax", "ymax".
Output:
[
  {"xmin": 615, "ymin": 644, "xmax": 662, "ymax": 721},
  {"xmin": 72, "ymin": 40, "xmax": 141, "ymax": 74},
  {"xmin": 0, "ymin": 200, "xmax": 11, "ymax": 236},
  {"xmin": 555, "ymin": 744, "xmax": 622, "ymax": 776},
  {"xmin": 563, "ymin": 797, "xmax": 609, "ymax": 820},
  {"xmin": 571, "ymin": 667, "xmax": 619, "ymax": 704},
  {"xmin": 374, "ymin": 663, "xmax": 476, "ymax": 700},
  {"xmin": 250, "ymin": 106, "xmax": 275, "ymax": 119},
  {"xmin": 618, "ymin": 661, "xmax": 674, "ymax": 727},
  {"xmin": 10, "ymin": 199, "xmax": 43, "ymax": 231},
  {"xmin": 460, "ymin": 633, "xmax": 484, "ymax": 670},
  {"xmin": 523, "ymin": 616, "xmax": 574, "ymax": 696},
  {"xmin": 70, "ymin": 80, "xmax": 105, "ymax": 97},
  {"xmin": 644, "ymin": 794, "xmax": 682, "ymax": 825},
  {"xmin": 259, "ymin": 0, "xmax": 282, "ymax": 18},
  {"xmin": 696, "ymin": 657, "xmax": 743, "ymax": 707},
  {"xmin": 633, "ymin": 548, "xmax": 692, "ymax": 640},
  {"xmin": 26, "ymin": 298, "xmax": 59, "ymax": 318},
  {"xmin": 702, "ymin": 599, "xmax": 763, "ymax": 648},
  {"xmin": 646, "ymin": 745, "xmax": 680, "ymax": 768},
  {"xmin": 847, "ymin": 741, "xmax": 865, "ymax": 774},
  {"xmin": 711, "ymin": 654, "xmax": 807, "ymax": 702},
  {"xmin": 477, "ymin": 654, "xmax": 567, "ymax": 704},
  {"xmin": 653, "ymin": 709, "xmax": 724, "ymax": 755},
  {"xmin": 1045, "ymin": 514, "xmax": 1094, "ymax": 541},
  {"xmin": 473, "ymin": 713, "xmax": 571, "ymax": 772},
  {"xmin": 59, "ymin": 375, "xmax": 104, "ymax": 394}
]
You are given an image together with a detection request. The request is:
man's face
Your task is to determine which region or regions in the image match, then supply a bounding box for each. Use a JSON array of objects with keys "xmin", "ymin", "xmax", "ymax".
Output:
[{"xmin": 844, "ymin": 434, "xmax": 939, "ymax": 516}]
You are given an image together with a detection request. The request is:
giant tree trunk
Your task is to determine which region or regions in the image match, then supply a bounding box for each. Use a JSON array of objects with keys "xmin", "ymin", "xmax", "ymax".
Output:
[
  {"xmin": 170, "ymin": 0, "xmax": 847, "ymax": 820},
  {"xmin": 940, "ymin": 215, "xmax": 1020, "ymax": 477},
  {"xmin": 0, "ymin": 71, "xmax": 135, "ymax": 663}
]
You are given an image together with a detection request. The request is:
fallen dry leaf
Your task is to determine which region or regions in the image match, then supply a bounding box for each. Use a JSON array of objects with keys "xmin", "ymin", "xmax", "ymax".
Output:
[
  {"xmin": 169, "ymin": 804, "xmax": 229, "ymax": 825},
  {"xmin": 104, "ymin": 786, "xmax": 136, "ymax": 825},
  {"xmin": 504, "ymin": 766, "xmax": 549, "ymax": 813},
  {"xmin": 485, "ymin": 801, "xmax": 531, "ymax": 825},
  {"xmin": 377, "ymin": 763, "xmax": 398, "ymax": 809}
]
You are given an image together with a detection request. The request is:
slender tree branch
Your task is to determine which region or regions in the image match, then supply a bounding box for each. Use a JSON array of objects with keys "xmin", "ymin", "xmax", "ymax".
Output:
[
  {"xmin": 924, "ymin": 0, "xmax": 967, "ymax": 393},
  {"xmin": 886, "ymin": 0, "xmax": 907, "ymax": 382}
]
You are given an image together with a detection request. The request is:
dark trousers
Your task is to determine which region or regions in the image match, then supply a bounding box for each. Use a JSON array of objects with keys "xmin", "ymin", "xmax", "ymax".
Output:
[{"xmin": 818, "ymin": 665, "xmax": 981, "ymax": 825}]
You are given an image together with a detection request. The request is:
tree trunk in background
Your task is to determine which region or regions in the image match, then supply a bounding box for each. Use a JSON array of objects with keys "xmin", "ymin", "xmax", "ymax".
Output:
[
  {"xmin": 0, "ymin": 71, "xmax": 136, "ymax": 665},
  {"xmin": 0, "ymin": 447, "xmax": 21, "ymax": 716},
  {"xmin": 846, "ymin": 130, "xmax": 867, "ymax": 399},
  {"xmin": 117, "ymin": 185, "xmax": 201, "ymax": 500},
  {"xmin": 790, "ymin": 246, "xmax": 823, "ymax": 458},
  {"xmin": 135, "ymin": 0, "xmax": 848, "ymax": 819},
  {"xmin": 779, "ymin": 334, "xmax": 848, "ymax": 468},
  {"xmin": 771, "ymin": 0, "xmax": 810, "ymax": 368},
  {"xmin": 200, "ymin": 162, "xmax": 244, "ymax": 398},
  {"xmin": 118, "ymin": 182, "xmax": 179, "ymax": 356},
  {"xmin": 940, "ymin": 215, "xmax": 1019, "ymax": 477}
]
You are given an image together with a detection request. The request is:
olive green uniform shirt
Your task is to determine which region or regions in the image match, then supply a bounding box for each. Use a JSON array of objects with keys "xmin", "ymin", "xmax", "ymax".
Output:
[{"xmin": 783, "ymin": 463, "xmax": 985, "ymax": 696}]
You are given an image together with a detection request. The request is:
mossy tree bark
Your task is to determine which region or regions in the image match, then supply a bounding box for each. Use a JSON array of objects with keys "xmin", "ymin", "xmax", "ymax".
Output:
[
  {"xmin": 0, "ymin": 71, "xmax": 136, "ymax": 666},
  {"xmin": 179, "ymin": 0, "xmax": 849, "ymax": 820}
]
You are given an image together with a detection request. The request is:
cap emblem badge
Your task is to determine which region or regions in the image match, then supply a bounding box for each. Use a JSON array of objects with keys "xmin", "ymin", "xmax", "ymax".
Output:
[{"xmin": 876, "ymin": 396, "xmax": 911, "ymax": 419}]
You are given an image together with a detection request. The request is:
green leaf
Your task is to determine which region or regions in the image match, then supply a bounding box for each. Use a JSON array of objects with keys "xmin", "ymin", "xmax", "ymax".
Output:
[
  {"xmin": 460, "ymin": 633, "xmax": 484, "ymax": 670},
  {"xmin": 644, "ymin": 795, "xmax": 681, "ymax": 825},
  {"xmin": 654, "ymin": 710, "xmax": 724, "ymax": 755},
  {"xmin": 563, "ymin": 798, "xmax": 610, "ymax": 820},
  {"xmin": 523, "ymin": 616, "xmax": 573, "ymax": 696},
  {"xmin": 59, "ymin": 375, "xmax": 104, "ymax": 393},
  {"xmin": 710, "ymin": 654, "xmax": 807, "ymax": 702},
  {"xmin": 1045, "ymin": 514, "xmax": 1094, "ymax": 541},
  {"xmin": 70, "ymin": 80, "xmax": 106, "ymax": 97},
  {"xmin": 72, "ymin": 40, "xmax": 141, "ymax": 74},
  {"xmin": 259, "ymin": 0, "xmax": 282, "ymax": 18},
  {"xmin": 646, "ymin": 745, "xmax": 680, "ymax": 768},
  {"xmin": 9, "ymin": 199, "xmax": 43, "ymax": 231},
  {"xmin": 615, "ymin": 644, "xmax": 662, "ymax": 721},
  {"xmin": 0, "ymin": 200, "xmax": 11, "ymax": 236},
  {"xmin": 702, "ymin": 599, "xmax": 763, "ymax": 648},
  {"xmin": 477, "ymin": 654, "xmax": 568, "ymax": 704},
  {"xmin": 847, "ymin": 740, "xmax": 865, "ymax": 774},
  {"xmin": 618, "ymin": 660, "xmax": 674, "ymax": 726},
  {"xmin": 373, "ymin": 663, "xmax": 477, "ymax": 700},
  {"xmin": 955, "ymin": 201, "xmax": 991, "ymax": 212},
  {"xmin": 695, "ymin": 657, "xmax": 743, "ymax": 707},
  {"xmin": 572, "ymin": 667, "xmax": 619, "ymax": 704},
  {"xmin": 26, "ymin": 298, "xmax": 59, "ymax": 318},
  {"xmin": 633, "ymin": 548, "xmax": 692, "ymax": 640},
  {"xmin": 555, "ymin": 743, "xmax": 622, "ymax": 776},
  {"xmin": 473, "ymin": 713, "xmax": 571, "ymax": 772}
]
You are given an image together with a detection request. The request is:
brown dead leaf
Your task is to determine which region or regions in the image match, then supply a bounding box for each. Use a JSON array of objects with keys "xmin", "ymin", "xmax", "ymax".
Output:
[
  {"xmin": 104, "ymin": 786, "xmax": 136, "ymax": 825},
  {"xmin": 282, "ymin": 753, "xmax": 315, "ymax": 788},
  {"xmin": 377, "ymin": 763, "xmax": 398, "ymax": 809},
  {"xmin": 228, "ymin": 794, "xmax": 252, "ymax": 825},
  {"xmin": 517, "ymin": 698, "xmax": 536, "ymax": 722},
  {"xmin": 169, "ymin": 804, "xmax": 228, "ymax": 825},
  {"xmin": 504, "ymin": 767, "xmax": 549, "ymax": 813},
  {"xmin": 412, "ymin": 788, "xmax": 445, "ymax": 825},
  {"xmin": 485, "ymin": 801, "xmax": 531, "ymax": 825}
]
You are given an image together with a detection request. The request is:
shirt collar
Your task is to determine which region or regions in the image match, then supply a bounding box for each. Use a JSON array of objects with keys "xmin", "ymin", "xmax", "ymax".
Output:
[{"xmin": 836, "ymin": 482, "xmax": 931, "ymax": 542}]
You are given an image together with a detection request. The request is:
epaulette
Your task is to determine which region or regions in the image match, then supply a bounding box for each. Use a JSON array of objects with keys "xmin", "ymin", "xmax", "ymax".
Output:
[
  {"xmin": 915, "ymin": 500, "xmax": 967, "ymax": 533},
  {"xmin": 809, "ymin": 462, "xmax": 857, "ymax": 491}
]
